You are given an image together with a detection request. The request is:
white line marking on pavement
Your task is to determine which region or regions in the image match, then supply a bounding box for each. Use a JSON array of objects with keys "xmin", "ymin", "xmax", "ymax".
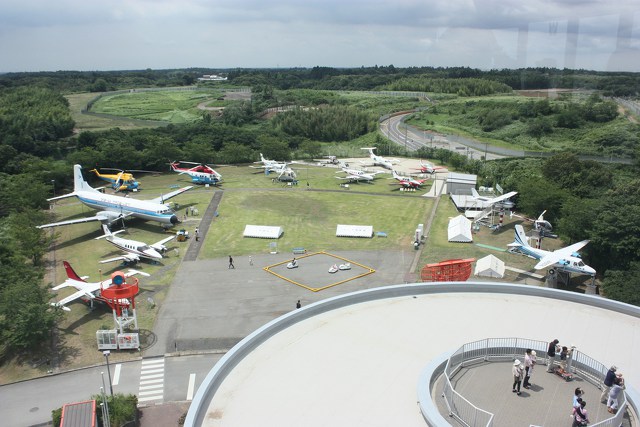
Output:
[
  {"xmin": 138, "ymin": 395, "xmax": 164, "ymax": 402},
  {"xmin": 186, "ymin": 374, "xmax": 196, "ymax": 401},
  {"xmin": 139, "ymin": 389, "xmax": 164, "ymax": 396},
  {"xmin": 141, "ymin": 368, "xmax": 164, "ymax": 374},
  {"xmin": 140, "ymin": 373, "xmax": 164, "ymax": 380},
  {"xmin": 140, "ymin": 384, "xmax": 164, "ymax": 391},
  {"xmin": 140, "ymin": 378, "xmax": 164, "ymax": 385},
  {"xmin": 112, "ymin": 364, "xmax": 122, "ymax": 386}
]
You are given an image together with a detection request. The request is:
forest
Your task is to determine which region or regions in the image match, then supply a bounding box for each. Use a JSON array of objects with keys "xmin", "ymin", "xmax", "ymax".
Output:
[{"xmin": 0, "ymin": 66, "xmax": 639, "ymax": 360}]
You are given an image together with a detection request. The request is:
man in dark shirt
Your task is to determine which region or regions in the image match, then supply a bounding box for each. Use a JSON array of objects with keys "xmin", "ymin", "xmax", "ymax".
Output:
[
  {"xmin": 547, "ymin": 339, "xmax": 560, "ymax": 372},
  {"xmin": 601, "ymin": 365, "xmax": 617, "ymax": 403}
]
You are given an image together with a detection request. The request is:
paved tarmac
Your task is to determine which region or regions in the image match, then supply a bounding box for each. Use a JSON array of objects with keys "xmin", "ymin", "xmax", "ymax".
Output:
[{"xmin": 147, "ymin": 248, "xmax": 416, "ymax": 357}]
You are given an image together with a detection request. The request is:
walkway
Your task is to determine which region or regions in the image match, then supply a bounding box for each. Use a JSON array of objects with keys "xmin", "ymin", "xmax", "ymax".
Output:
[
  {"xmin": 434, "ymin": 361, "xmax": 632, "ymax": 427},
  {"xmin": 183, "ymin": 190, "xmax": 223, "ymax": 262}
]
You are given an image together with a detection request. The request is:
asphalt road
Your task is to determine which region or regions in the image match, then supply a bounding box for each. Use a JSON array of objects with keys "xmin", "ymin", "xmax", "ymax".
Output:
[
  {"xmin": 381, "ymin": 113, "xmax": 505, "ymax": 160},
  {"xmin": 0, "ymin": 353, "xmax": 223, "ymax": 427}
]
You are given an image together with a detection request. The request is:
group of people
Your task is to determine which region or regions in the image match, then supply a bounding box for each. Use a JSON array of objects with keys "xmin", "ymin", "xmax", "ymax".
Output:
[
  {"xmin": 512, "ymin": 348, "xmax": 537, "ymax": 395},
  {"xmin": 510, "ymin": 340, "xmax": 626, "ymax": 425},
  {"xmin": 601, "ymin": 365, "xmax": 625, "ymax": 414},
  {"xmin": 546, "ymin": 338, "xmax": 575, "ymax": 374}
]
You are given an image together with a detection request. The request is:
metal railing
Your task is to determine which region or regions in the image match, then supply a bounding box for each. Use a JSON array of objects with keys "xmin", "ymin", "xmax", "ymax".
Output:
[{"xmin": 440, "ymin": 338, "xmax": 631, "ymax": 427}]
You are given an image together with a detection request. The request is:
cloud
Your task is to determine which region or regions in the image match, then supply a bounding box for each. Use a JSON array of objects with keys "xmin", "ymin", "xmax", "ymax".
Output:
[{"xmin": 0, "ymin": 0, "xmax": 637, "ymax": 72}]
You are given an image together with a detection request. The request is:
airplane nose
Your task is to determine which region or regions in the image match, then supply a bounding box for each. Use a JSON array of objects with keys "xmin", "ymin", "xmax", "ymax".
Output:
[{"xmin": 170, "ymin": 215, "xmax": 178, "ymax": 225}]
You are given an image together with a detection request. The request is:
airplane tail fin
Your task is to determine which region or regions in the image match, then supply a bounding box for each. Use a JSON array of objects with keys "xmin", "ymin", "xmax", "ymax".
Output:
[
  {"xmin": 63, "ymin": 261, "xmax": 86, "ymax": 282},
  {"xmin": 471, "ymin": 188, "xmax": 480, "ymax": 198},
  {"xmin": 95, "ymin": 224, "xmax": 113, "ymax": 240},
  {"xmin": 260, "ymin": 153, "xmax": 266, "ymax": 163},
  {"xmin": 513, "ymin": 225, "xmax": 530, "ymax": 248},
  {"xmin": 73, "ymin": 164, "xmax": 98, "ymax": 193}
]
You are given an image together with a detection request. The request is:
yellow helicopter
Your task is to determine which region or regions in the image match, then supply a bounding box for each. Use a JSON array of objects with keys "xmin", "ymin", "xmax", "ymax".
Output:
[{"xmin": 90, "ymin": 168, "xmax": 155, "ymax": 192}]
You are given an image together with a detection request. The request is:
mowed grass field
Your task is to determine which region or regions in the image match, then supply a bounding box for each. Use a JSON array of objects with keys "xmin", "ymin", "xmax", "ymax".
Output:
[
  {"xmin": 90, "ymin": 89, "xmax": 223, "ymax": 123},
  {"xmin": 66, "ymin": 93, "xmax": 166, "ymax": 132}
]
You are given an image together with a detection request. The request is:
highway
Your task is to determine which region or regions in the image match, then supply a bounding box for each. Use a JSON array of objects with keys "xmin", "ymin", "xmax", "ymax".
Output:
[{"xmin": 381, "ymin": 112, "xmax": 505, "ymax": 160}]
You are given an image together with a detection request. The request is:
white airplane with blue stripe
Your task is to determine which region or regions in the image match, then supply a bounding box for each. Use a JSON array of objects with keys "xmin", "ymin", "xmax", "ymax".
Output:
[
  {"xmin": 508, "ymin": 224, "xmax": 595, "ymax": 276},
  {"xmin": 38, "ymin": 164, "xmax": 192, "ymax": 229}
]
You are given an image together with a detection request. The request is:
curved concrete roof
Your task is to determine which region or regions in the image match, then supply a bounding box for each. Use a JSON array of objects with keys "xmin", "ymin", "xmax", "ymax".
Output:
[{"xmin": 186, "ymin": 283, "xmax": 640, "ymax": 426}]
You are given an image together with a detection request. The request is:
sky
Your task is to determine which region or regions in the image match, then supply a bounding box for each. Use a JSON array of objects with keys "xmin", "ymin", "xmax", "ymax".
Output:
[{"xmin": 0, "ymin": 0, "xmax": 638, "ymax": 73}]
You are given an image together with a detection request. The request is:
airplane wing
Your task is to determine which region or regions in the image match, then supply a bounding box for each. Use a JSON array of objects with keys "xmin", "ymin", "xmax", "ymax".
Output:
[
  {"xmin": 99, "ymin": 253, "xmax": 140, "ymax": 264},
  {"xmin": 151, "ymin": 235, "xmax": 176, "ymax": 251},
  {"xmin": 37, "ymin": 212, "xmax": 115, "ymax": 229},
  {"xmin": 149, "ymin": 186, "xmax": 193, "ymax": 204},
  {"xmin": 490, "ymin": 191, "xmax": 518, "ymax": 204},
  {"xmin": 51, "ymin": 289, "xmax": 96, "ymax": 310},
  {"xmin": 46, "ymin": 192, "xmax": 78, "ymax": 202},
  {"xmin": 534, "ymin": 240, "xmax": 590, "ymax": 269}
]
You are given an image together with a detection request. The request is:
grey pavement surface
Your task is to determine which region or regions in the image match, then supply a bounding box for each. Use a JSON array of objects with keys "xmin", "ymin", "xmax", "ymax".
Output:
[
  {"xmin": 147, "ymin": 249, "xmax": 417, "ymax": 357},
  {"xmin": 433, "ymin": 361, "xmax": 632, "ymax": 427}
]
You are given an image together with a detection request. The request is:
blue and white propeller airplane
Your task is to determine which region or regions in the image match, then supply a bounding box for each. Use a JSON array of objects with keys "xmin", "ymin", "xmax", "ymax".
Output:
[
  {"xmin": 38, "ymin": 165, "xmax": 192, "ymax": 229},
  {"xmin": 508, "ymin": 224, "xmax": 595, "ymax": 276}
]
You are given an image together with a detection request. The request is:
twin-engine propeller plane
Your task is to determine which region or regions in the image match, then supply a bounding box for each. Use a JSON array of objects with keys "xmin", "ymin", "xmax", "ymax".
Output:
[
  {"xmin": 412, "ymin": 160, "xmax": 447, "ymax": 175},
  {"xmin": 508, "ymin": 224, "xmax": 595, "ymax": 276},
  {"xmin": 170, "ymin": 161, "xmax": 222, "ymax": 185},
  {"xmin": 38, "ymin": 165, "xmax": 192, "ymax": 230},
  {"xmin": 90, "ymin": 168, "xmax": 155, "ymax": 192},
  {"xmin": 335, "ymin": 165, "xmax": 385, "ymax": 183},
  {"xmin": 97, "ymin": 224, "xmax": 176, "ymax": 264},
  {"xmin": 390, "ymin": 170, "xmax": 427, "ymax": 189},
  {"xmin": 50, "ymin": 261, "xmax": 149, "ymax": 311},
  {"xmin": 360, "ymin": 147, "xmax": 399, "ymax": 170}
]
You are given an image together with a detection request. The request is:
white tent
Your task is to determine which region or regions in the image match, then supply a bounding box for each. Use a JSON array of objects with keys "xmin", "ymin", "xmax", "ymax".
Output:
[
  {"xmin": 336, "ymin": 224, "xmax": 374, "ymax": 238},
  {"xmin": 243, "ymin": 225, "xmax": 283, "ymax": 239},
  {"xmin": 474, "ymin": 254, "xmax": 506, "ymax": 278},
  {"xmin": 447, "ymin": 215, "xmax": 472, "ymax": 243}
]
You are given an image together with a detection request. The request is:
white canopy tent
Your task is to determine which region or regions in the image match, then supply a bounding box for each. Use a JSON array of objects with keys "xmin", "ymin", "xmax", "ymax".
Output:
[
  {"xmin": 447, "ymin": 215, "xmax": 473, "ymax": 243},
  {"xmin": 474, "ymin": 254, "xmax": 506, "ymax": 278},
  {"xmin": 243, "ymin": 225, "xmax": 284, "ymax": 239},
  {"xmin": 336, "ymin": 224, "xmax": 374, "ymax": 238}
]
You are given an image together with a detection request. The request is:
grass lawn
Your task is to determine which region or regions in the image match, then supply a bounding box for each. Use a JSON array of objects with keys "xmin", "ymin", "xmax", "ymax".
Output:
[
  {"xmin": 90, "ymin": 89, "xmax": 223, "ymax": 123},
  {"xmin": 66, "ymin": 93, "xmax": 165, "ymax": 132}
]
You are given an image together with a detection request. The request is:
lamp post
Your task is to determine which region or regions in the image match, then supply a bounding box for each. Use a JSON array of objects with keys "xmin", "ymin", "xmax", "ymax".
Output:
[
  {"xmin": 103, "ymin": 350, "xmax": 113, "ymax": 396},
  {"xmin": 51, "ymin": 179, "xmax": 55, "ymax": 198}
]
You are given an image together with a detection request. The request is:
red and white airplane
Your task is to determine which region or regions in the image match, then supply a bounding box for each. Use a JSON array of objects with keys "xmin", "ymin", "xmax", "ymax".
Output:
[
  {"xmin": 391, "ymin": 170, "xmax": 427, "ymax": 189},
  {"xmin": 412, "ymin": 160, "xmax": 447, "ymax": 174},
  {"xmin": 50, "ymin": 261, "xmax": 149, "ymax": 311}
]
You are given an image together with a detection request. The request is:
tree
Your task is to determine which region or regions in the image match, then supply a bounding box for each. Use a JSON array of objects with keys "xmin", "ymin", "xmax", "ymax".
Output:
[
  {"xmin": 588, "ymin": 179, "xmax": 640, "ymax": 273},
  {"xmin": 514, "ymin": 177, "xmax": 568, "ymax": 224},
  {"xmin": 601, "ymin": 262, "xmax": 640, "ymax": 306}
]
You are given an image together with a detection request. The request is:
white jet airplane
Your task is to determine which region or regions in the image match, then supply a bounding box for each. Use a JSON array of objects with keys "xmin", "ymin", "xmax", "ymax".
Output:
[
  {"xmin": 360, "ymin": 147, "xmax": 399, "ymax": 170},
  {"xmin": 335, "ymin": 165, "xmax": 385, "ymax": 183},
  {"xmin": 50, "ymin": 261, "xmax": 150, "ymax": 311},
  {"xmin": 508, "ymin": 224, "xmax": 595, "ymax": 276},
  {"xmin": 470, "ymin": 188, "xmax": 518, "ymax": 210},
  {"xmin": 38, "ymin": 165, "xmax": 193, "ymax": 229},
  {"xmin": 97, "ymin": 224, "xmax": 176, "ymax": 264}
]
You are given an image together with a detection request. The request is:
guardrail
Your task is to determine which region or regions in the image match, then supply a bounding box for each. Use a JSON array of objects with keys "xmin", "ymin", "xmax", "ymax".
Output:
[{"xmin": 431, "ymin": 337, "xmax": 632, "ymax": 427}]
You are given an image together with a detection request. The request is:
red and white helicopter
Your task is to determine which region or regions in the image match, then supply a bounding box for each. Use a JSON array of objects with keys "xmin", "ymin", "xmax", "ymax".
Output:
[
  {"xmin": 390, "ymin": 170, "xmax": 427, "ymax": 189},
  {"xmin": 170, "ymin": 161, "xmax": 222, "ymax": 185},
  {"xmin": 412, "ymin": 160, "xmax": 447, "ymax": 175},
  {"xmin": 50, "ymin": 261, "xmax": 149, "ymax": 311}
]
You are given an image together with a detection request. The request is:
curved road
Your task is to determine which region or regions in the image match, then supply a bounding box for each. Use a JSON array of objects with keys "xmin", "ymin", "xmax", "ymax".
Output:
[{"xmin": 381, "ymin": 113, "xmax": 505, "ymax": 160}]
